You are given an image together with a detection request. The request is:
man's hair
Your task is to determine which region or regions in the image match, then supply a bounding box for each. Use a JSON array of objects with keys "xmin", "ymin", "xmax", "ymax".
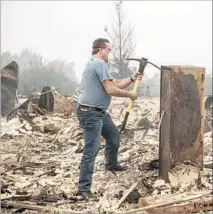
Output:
[{"xmin": 92, "ymin": 38, "xmax": 109, "ymax": 55}]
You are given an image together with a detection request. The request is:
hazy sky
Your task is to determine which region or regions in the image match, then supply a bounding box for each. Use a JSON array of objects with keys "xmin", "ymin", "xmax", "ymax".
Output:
[{"xmin": 1, "ymin": 1, "xmax": 212, "ymax": 80}]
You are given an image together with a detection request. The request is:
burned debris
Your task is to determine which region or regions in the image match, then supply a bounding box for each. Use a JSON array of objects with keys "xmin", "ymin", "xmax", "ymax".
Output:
[
  {"xmin": 1, "ymin": 61, "xmax": 19, "ymax": 117},
  {"xmin": 38, "ymin": 86, "xmax": 54, "ymax": 112},
  {"xmin": 1, "ymin": 96, "xmax": 212, "ymax": 213},
  {"xmin": 1, "ymin": 62, "xmax": 212, "ymax": 213}
]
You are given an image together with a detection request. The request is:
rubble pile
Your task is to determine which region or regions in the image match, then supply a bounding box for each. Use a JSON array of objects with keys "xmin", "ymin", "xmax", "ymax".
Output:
[
  {"xmin": 53, "ymin": 90, "xmax": 77, "ymax": 116},
  {"xmin": 1, "ymin": 97, "xmax": 212, "ymax": 213}
]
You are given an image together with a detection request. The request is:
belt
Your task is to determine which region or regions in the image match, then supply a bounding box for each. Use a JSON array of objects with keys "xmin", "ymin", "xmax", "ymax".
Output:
[{"xmin": 78, "ymin": 104, "xmax": 105, "ymax": 113}]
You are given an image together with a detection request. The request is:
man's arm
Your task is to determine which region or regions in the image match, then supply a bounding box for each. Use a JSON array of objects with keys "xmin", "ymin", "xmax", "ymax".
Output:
[
  {"xmin": 112, "ymin": 72, "xmax": 143, "ymax": 89},
  {"xmin": 112, "ymin": 77, "xmax": 133, "ymax": 89},
  {"xmin": 102, "ymin": 80, "xmax": 136, "ymax": 99},
  {"xmin": 95, "ymin": 60, "xmax": 136, "ymax": 99}
]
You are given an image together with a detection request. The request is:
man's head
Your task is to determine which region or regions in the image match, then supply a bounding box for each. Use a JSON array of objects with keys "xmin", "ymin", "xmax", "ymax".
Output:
[{"xmin": 92, "ymin": 38, "xmax": 111, "ymax": 63}]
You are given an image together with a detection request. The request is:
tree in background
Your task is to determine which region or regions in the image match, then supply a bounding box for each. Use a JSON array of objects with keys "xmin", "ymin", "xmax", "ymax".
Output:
[
  {"xmin": 104, "ymin": 0, "xmax": 136, "ymax": 78},
  {"xmin": 1, "ymin": 49, "xmax": 78, "ymax": 96}
]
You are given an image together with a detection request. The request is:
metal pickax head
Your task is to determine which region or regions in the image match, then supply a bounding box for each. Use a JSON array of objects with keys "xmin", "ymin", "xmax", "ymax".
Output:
[
  {"xmin": 126, "ymin": 58, "xmax": 148, "ymax": 74},
  {"xmin": 126, "ymin": 57, "xmax": 161, "ymax": 72}
]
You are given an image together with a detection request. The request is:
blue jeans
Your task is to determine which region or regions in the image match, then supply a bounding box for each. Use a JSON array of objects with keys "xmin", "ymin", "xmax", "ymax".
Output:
[{"xmin": 76, "ymin": 107, "xmax": 120, "ymax": 192}]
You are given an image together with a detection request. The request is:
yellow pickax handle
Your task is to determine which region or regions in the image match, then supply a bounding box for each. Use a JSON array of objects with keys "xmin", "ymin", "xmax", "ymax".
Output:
[{"xmin": 126, "ymin": 77, "xmax": 140, "ymax": 112}]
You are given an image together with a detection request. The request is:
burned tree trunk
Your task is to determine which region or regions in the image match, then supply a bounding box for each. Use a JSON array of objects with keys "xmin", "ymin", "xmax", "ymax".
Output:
[
  {"xmin": 1, "ymin": 61, "xmax": 19, "ymax": 117},
  {"xmin": 38, "ymin": 86, "xmax": 54, "ymax": 112},
  {"xmin": 159, "ymin": 66, "xmax": 205, "ymax": 181}
]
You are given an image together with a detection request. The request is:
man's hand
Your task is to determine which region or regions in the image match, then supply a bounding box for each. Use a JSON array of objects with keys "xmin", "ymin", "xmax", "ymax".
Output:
[
  {"xmin": 131, "ymin": 72, "xmax": 144, "ymax": 82},
  {"xmin": 128, "ymin": 91, "xmax": 137, "ymax": 100}
]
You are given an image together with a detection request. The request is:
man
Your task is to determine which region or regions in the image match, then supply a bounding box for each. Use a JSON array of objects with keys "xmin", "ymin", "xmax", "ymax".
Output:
[
  {"xmin": 76, "ymin": 38, "xmax": 142, "ymax": 200},
  {"xmin": 146, "ymin": 86, "xmax": 151, "ymax": 98}
]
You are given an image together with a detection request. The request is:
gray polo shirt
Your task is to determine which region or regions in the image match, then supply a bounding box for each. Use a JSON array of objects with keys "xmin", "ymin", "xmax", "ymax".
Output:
[{"xmin": 78, "ymin": 58, "xmax": 113, "ymax": 111}]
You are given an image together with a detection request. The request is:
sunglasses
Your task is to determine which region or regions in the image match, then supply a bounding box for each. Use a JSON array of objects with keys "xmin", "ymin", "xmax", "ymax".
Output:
[
  {"xmin": 101, "ymin": 47, "xmax": 111, "ymax": 52},
  {"xmin": 93, "ymin": 46, "xmax": 111, "ymax": 53}
]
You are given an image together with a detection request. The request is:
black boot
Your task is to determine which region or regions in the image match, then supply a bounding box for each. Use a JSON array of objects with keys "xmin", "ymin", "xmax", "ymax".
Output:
[
  {"xmin": 75, "ymin": 190, "xmax": 99, "ymax": 201},
  {"xmin": 106, "ymin": 164, "xmax": 128, "ymax": 172}
]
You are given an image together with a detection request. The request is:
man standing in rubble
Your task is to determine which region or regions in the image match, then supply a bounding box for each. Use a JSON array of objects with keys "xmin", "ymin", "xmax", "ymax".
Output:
[{"xmin": 76, "ymin": 38, "xmax": 142, "ymax": 200}]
